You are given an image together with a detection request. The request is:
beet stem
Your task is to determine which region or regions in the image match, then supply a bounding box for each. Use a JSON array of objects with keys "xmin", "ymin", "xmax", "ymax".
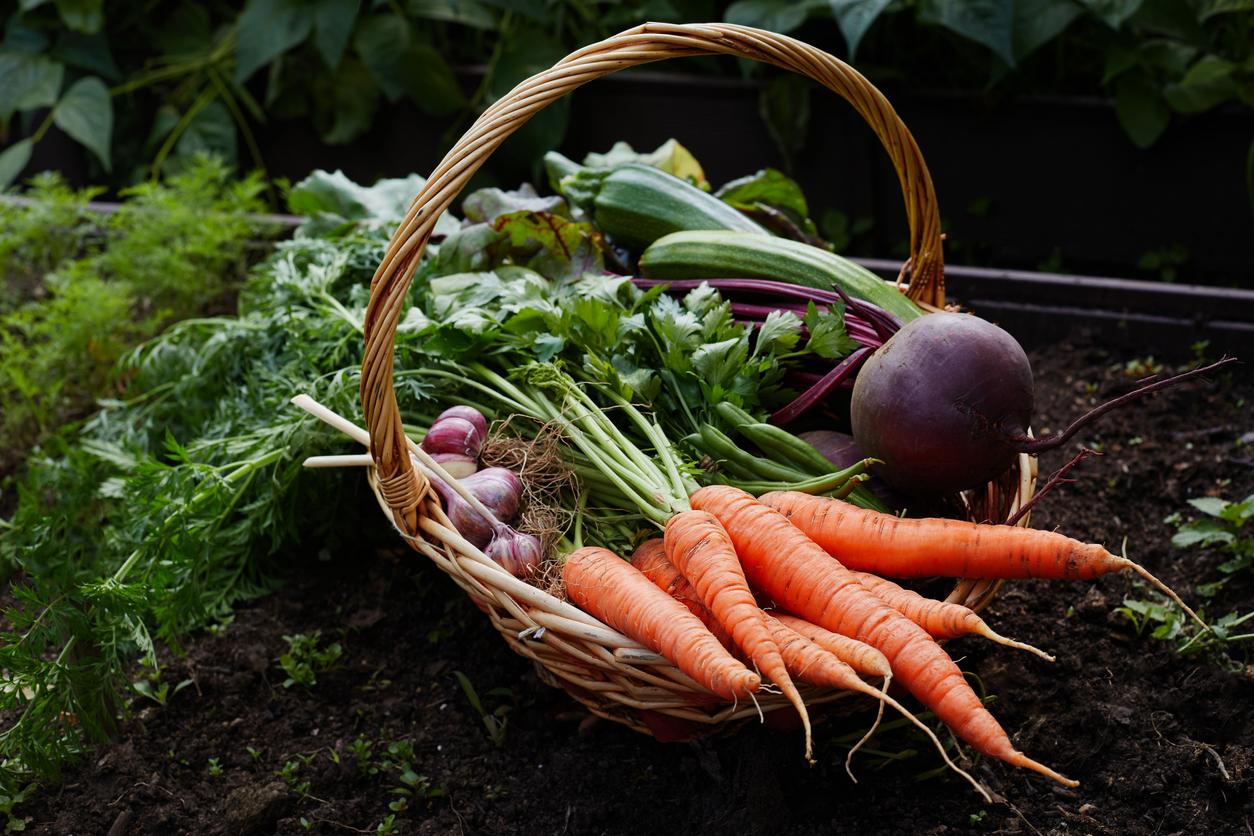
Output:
[
  {"xmin": 1003, "ymin": 447, "xmax": 1102, "ymax": 527},
  {"xmin": 1007, "ymin": 357, "xmax": 1240, "ymax": 454},
  {"xmin": 769, "ymin": 347, "xmax": 873, "ymax": 426}
]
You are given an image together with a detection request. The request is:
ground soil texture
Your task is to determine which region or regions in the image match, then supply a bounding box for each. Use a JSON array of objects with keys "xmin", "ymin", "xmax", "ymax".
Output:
[{"xmin": 19, "ymin": 334, "xmax": 1254, "ymax": 836}]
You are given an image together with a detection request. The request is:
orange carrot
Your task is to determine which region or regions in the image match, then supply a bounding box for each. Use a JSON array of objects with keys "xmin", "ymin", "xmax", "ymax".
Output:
[
  {"xmin": 665, "ymin": 510, "xmax": 814, "ymax": 760},
  {"xmin": 632, "ymin": 539, "xmax": 735, "ymax": 649},
  {"xmin": 851, "ymin": 572, "xmax": 1054, "ymax": 661},
  {"xmin": 762, "ymin": 614, "xmax": 989, "ymax": 798},
  {"xmin": 762, "ymin": 490, "xmax": 1201, "ymax": 625},
  {"xmin": 772, "ymin": 613, "xmax": 891, "ymax": 679},
  {"xmin": 563, "ymin": 546, "xmax": 759, "ymax": 701},
  {"xmin": 636, "ymin": 539, "xmax": 890, "ymax": 778},
  {"xmin": 691, "ymin": 485, "xmax": 1077, "ymax": 788}
]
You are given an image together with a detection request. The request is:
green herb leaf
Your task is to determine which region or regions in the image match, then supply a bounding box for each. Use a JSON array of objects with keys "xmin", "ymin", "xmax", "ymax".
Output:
[
  {"xmin": 803, "ymin": 302, "xmax": 857, "ymax": 359},
  {"xmin": 754, "ymin": 310, "xmax": 803, "ymax": 356}
]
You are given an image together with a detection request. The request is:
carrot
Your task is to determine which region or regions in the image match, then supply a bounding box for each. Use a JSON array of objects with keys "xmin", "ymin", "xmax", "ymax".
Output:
[
  {"xmin": 771, "ymin": 613, "xmax": 891, "ymax": 680},
  {"xmin": 762, "ymin": 490, "xmax": 1203, "ymax": 626},
  {"xmin": 691, "ymin": 485, "xmax": 1077, "ymax": 788},
  {"xmin": 851, "ymin": 572, "xmax": 1054, "ymax": 662},
  {"xmin": 562, "ymin": 546, "xmax": 760, "ymax": 701},
  {"xmin": 664, "ymin": 510, "xmax": 814, "ymax": 761},
  {"xmin": 636, "ymin": 538, "xmax": 888, "ymax": 777},
  {"xmin": 632, "ymin": 539, "xmax": 734, "ymax": 649},
  {"xmin": 762, "ymin": 614, "xmax": 990, "ymax": 798}
]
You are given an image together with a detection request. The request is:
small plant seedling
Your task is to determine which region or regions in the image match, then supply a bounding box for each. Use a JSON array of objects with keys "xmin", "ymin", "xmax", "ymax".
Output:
[
  {"xmin": 1120, "ymin": 356, "xmax": 1164, "ymax": 379},
  {"xmin": 207, "ymin": 757, "xmax": 223, "ymax": 777},
  {"xmin": 381, "ymin": 739, "xmax": 444, "ymax": 810},
  {"xmin": 246, "ymin": 746, "xmax": 262, "ymax": 762},
  {"xmin": 275, "ymin": 756, "xmax": 314, "ymax": 796},
  {"xmin": 453, "ymin": 671, "xmax": 511, "ymax": 746},
  {"xmin": 349, "ymin": 738, "xmax": 376, "ymax": 775},
  {"xmin": 131, "ymin": 661, "xmax": 192, "ymax": 707},
  {"xmin": 278, "ymin": 631, "xmax": 343, "ymax": 688},
  {"xmin": 0, "ymin": 783, "xmax": 32, "ymax": 834},
  {"xmin": 377, "ymin": 815, "xmax": 397, "ymax": 836}
]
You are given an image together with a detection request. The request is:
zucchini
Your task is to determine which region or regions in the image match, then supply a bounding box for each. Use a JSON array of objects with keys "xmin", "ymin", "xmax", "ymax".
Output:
[
  {"xmin": 558, "ymin": 162, "xmax": 768, "ymax": 253},
  {"xmin": 639, "ymin": 230, "xmax": 923, "ymax": 323}
]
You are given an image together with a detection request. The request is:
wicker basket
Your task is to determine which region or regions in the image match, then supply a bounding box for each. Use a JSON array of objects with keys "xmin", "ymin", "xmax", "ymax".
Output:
[{"xmin": 356, "ymin": 22, "xmax": 1039, "ymax": 738}]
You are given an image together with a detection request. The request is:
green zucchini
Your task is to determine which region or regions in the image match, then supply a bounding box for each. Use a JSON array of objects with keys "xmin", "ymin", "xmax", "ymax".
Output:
[
  {"xmin": 558, "ymin": 162, "xmax": 768, "ymax": 253},
  {"xmin": 639, "ymin": 230, "xmax": 923, "ymax": 323}
]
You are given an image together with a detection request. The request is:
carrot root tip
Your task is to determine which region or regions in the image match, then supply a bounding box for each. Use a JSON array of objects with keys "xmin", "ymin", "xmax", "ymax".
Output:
[
  {"xmin": 1010, "ymin": 752, "xmax": 1079, "ymax": 788},
  {"xmin": 976, "ymin": 624, "xmax": 1056, "ymax": 663},
  {"xmin": 1118, "ymin": 545, "xmax": 1209, "ymax": 633}
]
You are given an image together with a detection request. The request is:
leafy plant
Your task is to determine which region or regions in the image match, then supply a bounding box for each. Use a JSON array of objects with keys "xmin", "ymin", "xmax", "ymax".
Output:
[
  {"xmin": 0, "ymin": 173, "xmax": 101, "ymax": 310},
  {"xmin": 0, "ymin": 0, "xmax": 712, "ymax": 187},
  {"xmin": 1116, "ymin": 596, "xmax": 1254, "ymax": 655},
  {"xmin": 0, "ymin": 158, "xmax": 269, "ymax": 476},
  {"xmin": 1116, "ymin": 494, "xmax": 1254, "ymax": 657},
  {"xmin": 0, "ymin": 171, "xmax": 414, "ymax": 797},
  {"xmin": 1168, "ymin": 494, "xmax": 1254, "ymax": 593},
  {"xmin": 727, "ymin": 0, "xmax": 1254, "ymax": 150},
  {"xmin": 278, "ymin": 631, "xmax": 343, "ymax": 688}
]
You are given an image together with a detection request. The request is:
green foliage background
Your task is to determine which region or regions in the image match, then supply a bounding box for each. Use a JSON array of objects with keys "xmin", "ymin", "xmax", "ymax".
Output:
[{"xmin": 2, "ymin": 0, "xmax": 1250, "ymax": 189}]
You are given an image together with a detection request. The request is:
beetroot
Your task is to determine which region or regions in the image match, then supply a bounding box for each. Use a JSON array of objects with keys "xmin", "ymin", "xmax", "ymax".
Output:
[
  {"xmin": 851, "ymin": 313, "xmax": 1033, "ymax": 497},
  {"xmin": 850, "ymin": 311, "xmax": 1236, "ymax": 498}
]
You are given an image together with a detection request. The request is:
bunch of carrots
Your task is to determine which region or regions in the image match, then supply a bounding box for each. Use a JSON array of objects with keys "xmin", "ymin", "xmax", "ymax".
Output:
[
  {"xmin": 406, "ymin": 361, "xmax": 1201, "ymax": 797},
  {"xmin": 563, "ymin": 484, "xmax": 1203, "ymax": 798}
]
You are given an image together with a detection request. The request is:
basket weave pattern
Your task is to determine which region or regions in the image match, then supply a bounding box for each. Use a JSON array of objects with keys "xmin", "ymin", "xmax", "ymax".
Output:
[{"xmin": 358, "ymin": 22, "xmax": 1038, "ymax": 734}]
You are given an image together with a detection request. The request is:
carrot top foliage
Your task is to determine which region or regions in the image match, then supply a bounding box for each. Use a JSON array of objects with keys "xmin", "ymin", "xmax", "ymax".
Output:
[{"xmin": 0, "ymin": 161, "xmax": 864, "ymax": 800}]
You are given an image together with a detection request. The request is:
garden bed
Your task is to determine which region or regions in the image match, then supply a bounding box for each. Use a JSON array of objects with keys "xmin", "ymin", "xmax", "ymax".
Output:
[{"xmin": 17, "ymin": 330, "xmax": 1253, "ymax": 835}]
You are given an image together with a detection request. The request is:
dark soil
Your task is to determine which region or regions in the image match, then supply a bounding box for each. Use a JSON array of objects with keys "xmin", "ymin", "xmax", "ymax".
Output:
[{"xmin": 19, "ymin": 333, "xmax": 1254, "ymax": 836}]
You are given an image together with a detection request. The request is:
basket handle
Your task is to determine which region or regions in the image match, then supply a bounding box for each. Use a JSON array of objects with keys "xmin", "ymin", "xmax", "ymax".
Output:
[{"xmin": 362, "ymin": 21, "xmax": 945, "ymax": 527}]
